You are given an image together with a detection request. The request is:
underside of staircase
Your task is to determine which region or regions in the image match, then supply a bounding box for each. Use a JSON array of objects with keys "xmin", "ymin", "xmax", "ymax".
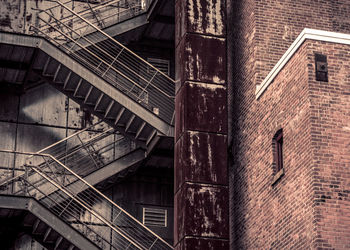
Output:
[{"xmin": 0, "ymin": 195, "xmax": 99, "ymax": 250}]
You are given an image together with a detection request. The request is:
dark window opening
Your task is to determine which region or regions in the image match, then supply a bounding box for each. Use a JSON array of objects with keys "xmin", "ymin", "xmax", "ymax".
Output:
[
  {"xmin": 273, "ymin": 129, "xmax": 283, "ymax": 173},
  {"xmin": 315, "ymin": 53, "xmax": 328, "ymax": 82}
]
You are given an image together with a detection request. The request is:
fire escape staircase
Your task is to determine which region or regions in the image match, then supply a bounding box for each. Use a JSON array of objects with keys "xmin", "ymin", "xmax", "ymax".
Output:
[
  {"xmin": 0, "ymin": 126, "xmax": 172, "ymax": 250},
  {"xmin": 0, "ymin": 0, "xmax": 174, "ymax": 249},
  {"xmin": 0, "ymin": 0, "xmax": 175, "ymax": 147}
]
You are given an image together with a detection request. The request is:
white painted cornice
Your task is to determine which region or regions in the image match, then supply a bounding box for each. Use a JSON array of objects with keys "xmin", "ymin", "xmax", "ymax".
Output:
[{"xmin": 256, "ymin": 28, "xmax": 350, "ymax": 99}]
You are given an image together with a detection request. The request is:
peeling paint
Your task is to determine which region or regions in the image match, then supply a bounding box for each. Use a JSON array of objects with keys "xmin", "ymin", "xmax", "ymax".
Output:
[{"xmin": 187, "ymin": 0, "xmax": 225, "ymax": 36}]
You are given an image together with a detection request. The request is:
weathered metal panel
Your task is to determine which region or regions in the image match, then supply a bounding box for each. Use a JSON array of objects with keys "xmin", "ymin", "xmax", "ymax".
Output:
[
  {"xmin": 175, "ymin": 131, "xmax": 227, "ymax": 191},
  {"xmin": 175, "ymin": 0, "xmax": 226, "ymax": 45},
  {"xmin": 0, "ymin": 0, "xmax": 25, "ymax": 33},
  {"xmin": 174, "ymin": 183, "xmax": 229, "ymax": 243},
  {"xmin": 0, "ymin": 93, "xmax": 19, "ymax": 122},
  {"xmin": 15, "ymin": 124, "xmax": 66, "ymax": 165},
  {"xmin": 67, "ymin": 99, "xmax": 100, "ymax": 129},
  {"xmin": 175, "ymin": 237, "xmax": 229, "ymax": 250},
  {"xmin": 175, "ymin": 33, "xmax": 226, "ymax": 90},
  {"xmin": 0, "ymin": 122, "xmax": 16, "ymax": 183},
  {"xmin": 175, "ymin": 81, "xmax": 227, "ymax": 139},
  {"xmin": 14, "ymin": 234, "xmax": 45, "ymax": 250},
  {"xmin": 110, "ymin": 168, "xmax": 174, "ymax": 244},
  {"xmin": 18, "ymin": 84, "xmax": 68, "ymax": 127},
  {"xmin": 0, "ymin": 121, "xmax": 16, "ymax": 150}
]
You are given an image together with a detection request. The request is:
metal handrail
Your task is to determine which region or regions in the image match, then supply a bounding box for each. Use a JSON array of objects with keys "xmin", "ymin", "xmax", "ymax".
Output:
[
  {"xmin": 54, "ymin": 0, "xmax": 172, "ymax": 82},
  {"xmin": 35, "ymin": 0, "xmax": 141, "ymax": 39},
  {"xmin": 31, "ymin": 0, "xmax": 175, "ymax": 124},
  {"xmin": 18, "ymin": 176, "xmax": 118, "ymax": 249},
  {"xmin": 36, "ymin": 120, "xmax": 104, "ymax": 154},
  {"xmin": 0, "ymin": 149, "xmax": 173, "ymax": 249},
  {"xmin": 0, "ymin": 150, "xmax": 136, "ymax": 249},
  {"xmin": 0, "ymin": 122, "xmax": 129, "ymax": 189}
]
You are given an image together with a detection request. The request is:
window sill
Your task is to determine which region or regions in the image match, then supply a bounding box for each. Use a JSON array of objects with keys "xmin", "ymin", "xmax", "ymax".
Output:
[{"xmin": 272, "ymin": 168, "xmax": 285, "ymax": 186}]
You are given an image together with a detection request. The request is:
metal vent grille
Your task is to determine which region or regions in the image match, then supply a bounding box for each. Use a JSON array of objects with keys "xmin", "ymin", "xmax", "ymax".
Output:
[
  {"xmin": 142, "ymin": 207, "xmax": 167, "ymax": 227},
  {"xmin": 147, "ymin": 58, "xmax": 170, "ymax": 76}
]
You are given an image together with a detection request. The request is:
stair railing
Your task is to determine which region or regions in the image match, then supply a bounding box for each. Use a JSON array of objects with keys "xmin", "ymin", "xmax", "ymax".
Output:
[
  {"xmin": 0, "ymin": 150, "xmax": 173, "ymax": 249},
  {"xmin": 33, "ymin": 121, "xmax": 137, "ymax": 178},
  {"xmin": 0, "ymin": 122, "xmax": 136, "ymax": 189},
  {"xmin": 36, "ymin": 0, "xmax": 150, "ymax": 40},
  {"xmin": 31, "ymin": 0, "xmax": 175, "ymax": 125}
]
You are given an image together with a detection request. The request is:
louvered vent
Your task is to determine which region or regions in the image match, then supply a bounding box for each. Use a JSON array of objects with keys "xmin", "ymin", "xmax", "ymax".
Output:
[
  {"xmin": 147, "ymin": 58, "xmax": 170, "ymax": 76},
  {"xmin": 142, "ymin": 207, "xmax": 167, "ymax": 227}
]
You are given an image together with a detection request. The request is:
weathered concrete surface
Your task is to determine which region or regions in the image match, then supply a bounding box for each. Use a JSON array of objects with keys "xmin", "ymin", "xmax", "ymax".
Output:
[
  {"xmin": 0, "ymin": 0, "xmax": 26, "ymax": 33},
  {"xmin": 14, "ymin": 234, "xmax": 46, "ymax": 250},
  {"xmin": 19, "ymin": 84, "xmax": 68, "ymax": 127},
  {"xmin": 0, "ymin": 92, "xmax": 19, "ymax": 121}
]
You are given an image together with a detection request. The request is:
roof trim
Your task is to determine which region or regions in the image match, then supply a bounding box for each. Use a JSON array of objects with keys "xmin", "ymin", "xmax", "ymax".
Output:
[{"xmin": 256, "ymin": 28, "xmax": 350, "ymax": 99}]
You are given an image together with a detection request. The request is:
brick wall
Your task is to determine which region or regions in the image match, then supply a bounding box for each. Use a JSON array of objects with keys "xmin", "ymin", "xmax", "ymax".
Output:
[
  {"xmin": 254, "ymin": 0, "xmax": 350, "ymax": 84},
  {"xmin": 307, "ymin": 40, "xmax": 350, "ymax": 249},
  {"xmin": 233, "ymin": 41, "xmax": 315, "ymax": 249},
  {"xmin": 230, "ymin": 0, "xmax": 350, "ymax": 249}
]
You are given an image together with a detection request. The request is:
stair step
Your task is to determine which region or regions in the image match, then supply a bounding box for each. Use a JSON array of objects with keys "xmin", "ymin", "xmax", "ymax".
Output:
[
  {"xmin": 84, "ymin": 86, "xmax": 93, "ymax": 104},
  {"xmin": 42, "ymin": 57, "xmax": 51, "ymax": 76},
  {"xmin": 104, "ymin": 100, "xmax": 114, "ymax": 118},
  {"xmin": 135, "ymin": 122, "xmax": 146, "ymax": 139},
  {"xmin": 63, "ymin": 71, "xmax": 72, "ymax": 89},
  {"xmin": 32, "ymin": 218, "xmax": 41, "ymax": 234},
  {"xmin": 54, "ymin": 236, "xmax": 63, "ymax": 250},
  {"xmin": 125, "ymin": 114, "xmax": 135, "ymax": 132},
  {"xmin": 43, "ymin": 227, "xmax": 52, "ymax": 242},
  {"xmin": 53, "ymin": 64, "xmax": 62, "ymax": 82},
  {"xmin": 94, "ymin": 93, "xmax": 104, "ymax": 111},
  {"xmin": 146, "ymin": 130, "xmax": 157, "ymax": 146},
  {"xmin": 114, "ymin": 107, "xmax": 125, "ymax": 125},
  {"xmin": 73, "ymin": 78, "xmax": 83, "ymax": 97}
]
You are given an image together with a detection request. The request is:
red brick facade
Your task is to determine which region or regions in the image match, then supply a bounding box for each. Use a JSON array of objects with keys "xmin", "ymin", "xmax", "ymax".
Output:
[
  {"xmin": 174, "ymin": 0, "xmax": 350, "ymax": 249},
  {"xmin": 230, "ymin": 1, "xmax": 350, "ymax": 249}
]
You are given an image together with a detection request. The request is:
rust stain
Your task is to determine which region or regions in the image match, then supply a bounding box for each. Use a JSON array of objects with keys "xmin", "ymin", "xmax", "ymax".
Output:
[
  {"xmin": 0, "ymin": 15, "xmax": 12, "ymax": 29},
  {"xmin": 26, "ymin": 13, "xmax": 32, "ymax": 22}
]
